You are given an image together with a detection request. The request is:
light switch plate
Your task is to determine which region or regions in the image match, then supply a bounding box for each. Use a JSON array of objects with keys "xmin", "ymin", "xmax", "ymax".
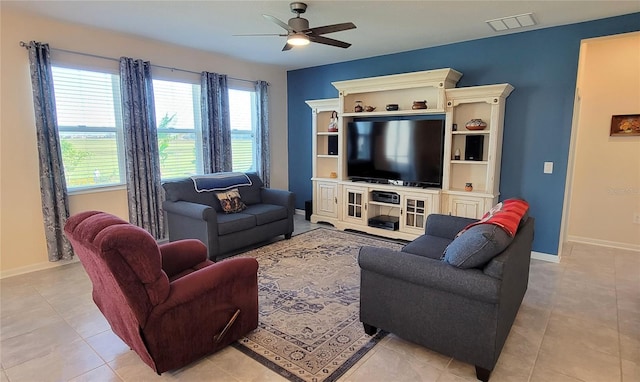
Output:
[{"xmin": 544, "ymin": 162, "xmax": 553, "ymax": 174}]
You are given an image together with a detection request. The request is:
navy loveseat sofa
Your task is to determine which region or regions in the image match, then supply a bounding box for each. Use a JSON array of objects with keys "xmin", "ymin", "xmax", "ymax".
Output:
[
  {"xmin": 358, "ymin": 213, "xmax": 534, "ymax": 381},
  {"xmin": 162, "ymin": 172, "xmax": 295, "ymax": 260}
]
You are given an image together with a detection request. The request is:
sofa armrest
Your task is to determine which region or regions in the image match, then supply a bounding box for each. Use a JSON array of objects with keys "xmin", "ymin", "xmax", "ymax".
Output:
[
  {"xmin": 163, "ymin": 200, "xmax": 218, "ymax": 222},
  {"xmin": 152, "ymin": 257, "xmax": 259, "ymax": 315},
  {"xmin": 159, "ymin": 239, "xmax": 209, "ymax": 278},
  {"xmin": 260, "ymin": 188, "xmax": 295, "ymax": 210},
  {"xmin": 424, "ymin": 214, "xmax": 478, "ymax": 239},
  {"xmin": 359, "ymin": 246, "xmax": 500, "ymax": 303}
]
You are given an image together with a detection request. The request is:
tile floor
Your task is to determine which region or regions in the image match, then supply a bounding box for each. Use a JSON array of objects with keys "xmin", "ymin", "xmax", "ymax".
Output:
[{"xmin": 1, "ymin": 215, "xmax": 638, "ymax": 382}]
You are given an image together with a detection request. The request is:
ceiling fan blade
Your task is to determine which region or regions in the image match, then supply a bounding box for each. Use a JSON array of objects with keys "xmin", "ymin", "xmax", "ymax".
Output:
[
  {"xmin": 309, "ymin": 35, "xmax": 351, "ymax": 49},
  {"xmin": 233, "ymin": 33, "xmax": 287, "ymax": 37},
  {"xmin": 263, "ymin": 14, "xmax": 293, "ymax": 32},
  {"xmin": 307, "ymin": 22, "xmax": 356, "ymax": 36},
  {"xmin": 282, "ymin": 43, "xmax": 294, "ymax": 51}
]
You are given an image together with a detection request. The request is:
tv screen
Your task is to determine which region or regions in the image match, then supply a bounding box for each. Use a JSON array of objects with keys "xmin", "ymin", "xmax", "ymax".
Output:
[{"xmin": 346, "ymin": 119, "xmax": 445, "ymax": 187}]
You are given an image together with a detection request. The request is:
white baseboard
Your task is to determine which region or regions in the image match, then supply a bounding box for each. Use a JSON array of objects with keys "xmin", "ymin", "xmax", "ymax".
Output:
[
  {"xmin": 1, "ymin": 257, "xmax": 80, "ymax": 279},
  {"xmin": 531, "ymin": 251, "xmax": 560, "ymax": 263},
  {"xmin": 295, "ymin": 208, "xmax": 305, "ymax": 216},
  {"xmin": 567, "ymin": 235, "xmax": 640, "ymax": 252}
]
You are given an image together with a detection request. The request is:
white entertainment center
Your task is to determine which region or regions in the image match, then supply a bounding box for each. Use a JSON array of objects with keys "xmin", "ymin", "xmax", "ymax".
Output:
[{"xmin": 306, "ymin": 68, "xmax": 513, "ymax": 241}]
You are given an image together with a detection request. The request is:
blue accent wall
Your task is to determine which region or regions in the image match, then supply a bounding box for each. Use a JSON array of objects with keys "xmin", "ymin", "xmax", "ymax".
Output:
[{"xmin": 287, "ymin": 13, "xmax": 640, "ymax": 255}]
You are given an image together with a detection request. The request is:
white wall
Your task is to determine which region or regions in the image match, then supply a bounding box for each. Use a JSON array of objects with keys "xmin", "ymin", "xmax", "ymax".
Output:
[
  {"xmin": 567, "ymin": 32, "xmax": 640, "ymax": 250},
  {"xmin": 0, "ymin": 7, "xmax": 289, "ymax": 276}
]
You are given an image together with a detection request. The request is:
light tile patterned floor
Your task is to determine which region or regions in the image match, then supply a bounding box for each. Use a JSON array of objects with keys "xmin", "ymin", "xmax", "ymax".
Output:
[{"xmin": 1, "ymin": 215, "xmax": 638, "ymax": 381}]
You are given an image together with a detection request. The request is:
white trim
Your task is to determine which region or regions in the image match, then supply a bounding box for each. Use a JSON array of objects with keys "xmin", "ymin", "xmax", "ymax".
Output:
[
  {"xmin": 558, "ymin": 43, "xmax": 584, "ymax": 258},
  {"xmin": 68, "ymin": 184, "xmax": 126, "ymax": 195},
  {"xmin": 0, "ymin": 257, "xmax": 80, "ymax": 279},
  {"xmin": 531, "ymin": 251, "xmax": 560, "ymax": 263},
  {"xmin": 295, "ymin": 208, "xmax": 305, "ymax": 216},
  {"xmin": 567, "ymin": 235, "xmax": 640, "ymax": 252}
]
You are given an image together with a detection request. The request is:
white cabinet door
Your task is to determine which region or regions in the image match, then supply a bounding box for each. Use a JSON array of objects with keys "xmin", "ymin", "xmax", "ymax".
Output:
[
  {"xmin": 316, "ymin": 182, "xmax": 338, "ymax": 218},
  {"xmin": 343, "ymin": 186, "xmax": 368, "ymax": 225},
  {"xmin": 449, "ymin": 196, "xmax": 483, "ymax": 218}
]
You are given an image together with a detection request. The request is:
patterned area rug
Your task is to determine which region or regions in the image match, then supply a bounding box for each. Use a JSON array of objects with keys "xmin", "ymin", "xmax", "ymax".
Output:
[{"xmin": 232, "ymin": 228, "xmax": 403, "ymax": 382}]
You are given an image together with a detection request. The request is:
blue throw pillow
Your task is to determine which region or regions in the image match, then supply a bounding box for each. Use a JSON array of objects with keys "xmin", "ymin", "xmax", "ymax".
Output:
[{"xmin": 443, "ymin": 224, "xmax": 513, "ymax": 268}]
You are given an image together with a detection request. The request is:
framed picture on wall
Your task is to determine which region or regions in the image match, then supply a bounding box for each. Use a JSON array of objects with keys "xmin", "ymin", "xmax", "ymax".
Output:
[{"xmin": 610, "ymin": 114, "xmax": 640, "ymax": 136}]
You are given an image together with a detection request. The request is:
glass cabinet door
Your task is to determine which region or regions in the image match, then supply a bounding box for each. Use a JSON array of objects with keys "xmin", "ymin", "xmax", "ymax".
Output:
[
  {"xmin": 401, "ymin": 193, "xmax": 432, "ymax": 234},
  {"xmin": 405, "ymin": 197, "xmax": 425, "ymax": 229},
  {"xmin": 344, "ymin": 187, "xmax": 367, "ymax": 224}
]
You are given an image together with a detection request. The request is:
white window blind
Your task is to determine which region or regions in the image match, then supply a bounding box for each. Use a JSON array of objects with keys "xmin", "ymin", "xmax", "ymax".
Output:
[
  {"xmin": 153, "ymin": 79, "xmax": 203, "ymax": 179},
  {"xmin": 229, "ymin": 88, "xmax": 256, "ymax": 172},
  {"xmin": 52, "ymin": 66, "xmax": 125, "ymax": 189}
]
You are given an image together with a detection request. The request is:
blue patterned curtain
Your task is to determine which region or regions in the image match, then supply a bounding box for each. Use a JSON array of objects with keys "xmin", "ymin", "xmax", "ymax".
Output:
[
  {"xmin": 255, "ymin": 80, "xmax": 270, "ymax": 187},
  {"xmin": 119, "ymin": 57, "xmax": 165, "ymax": 239},
  {"xmin": 27, "ymin": 41, "xmax": 74, "ymax": 261},
  {"xmin": 201, "ymin": 72, "xmax": 232, "ymax": 173}
]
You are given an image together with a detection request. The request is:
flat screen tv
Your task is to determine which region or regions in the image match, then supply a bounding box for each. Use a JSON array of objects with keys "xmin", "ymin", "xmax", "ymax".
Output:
[{"xmin": 346, "ymin": 119, "xmax": 445, "ymax": 188}]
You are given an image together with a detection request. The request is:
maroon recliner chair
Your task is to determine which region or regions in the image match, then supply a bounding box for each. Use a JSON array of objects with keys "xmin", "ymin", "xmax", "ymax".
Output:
[{"xmin": 64, "ymin": 211, "xmax": 258, "ymax": 374}]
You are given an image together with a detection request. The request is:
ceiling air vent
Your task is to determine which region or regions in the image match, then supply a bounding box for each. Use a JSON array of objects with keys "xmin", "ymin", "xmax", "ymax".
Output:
[{"xmin": 486, "ymin": 13, "xmax": 536, "ymax": 32}]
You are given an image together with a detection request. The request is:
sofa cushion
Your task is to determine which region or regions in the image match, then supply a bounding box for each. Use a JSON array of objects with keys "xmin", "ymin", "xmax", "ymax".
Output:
[
  {"xmin": 401, "ymin": 235, "xmax": 452, "ymax": 260},
  {"xmin": 443, "ymin": 224, "xmax": 513, "ymax": 268},
  {"xmin": 242, "ymin": 204, "xmax": 288, "ymax": 226},
  {"xmin": 216, "ymin": 213, "xmax": 256, "ymax": 235},
  {"xmin": 239, "ymin": 173, "xmax": 264, "ymax": 205},
  {"xmin": 215, "ymin": 188, "xmax": 247, "ymax": 213}
]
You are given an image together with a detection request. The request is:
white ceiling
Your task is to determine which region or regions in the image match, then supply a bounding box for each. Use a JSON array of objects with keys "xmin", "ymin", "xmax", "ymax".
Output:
[{"xmin": 5, "ymin": 1, "xmax": 640, "ymax": 70}]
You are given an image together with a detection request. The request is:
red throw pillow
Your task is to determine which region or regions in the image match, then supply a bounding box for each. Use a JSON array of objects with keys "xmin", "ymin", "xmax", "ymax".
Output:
[{"xmin": 459, "ymin": 198, "xmax": 529, "ymax": 237}]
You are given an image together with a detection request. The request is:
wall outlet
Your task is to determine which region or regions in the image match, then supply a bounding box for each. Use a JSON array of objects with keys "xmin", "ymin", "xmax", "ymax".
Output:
[{"xmin": 634, "ymin": 213, "xmax": 640, "ymax": 225}]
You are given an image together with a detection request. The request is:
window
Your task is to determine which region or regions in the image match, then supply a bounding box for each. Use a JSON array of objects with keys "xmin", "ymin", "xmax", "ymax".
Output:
[
  {"xmin": 52, "ymin": 68, "xmax": 253, "ymax": 189},
  {"xmin": 52, "ymin": 66, "xmax": 124, "ymax": 190},
  {"xmin": 228, "ymin": 88, "xmax": 257, "ymax": 172},
  {"xmin": 153, "ymin": 80, "xmax": 203, "ymax": 179}
]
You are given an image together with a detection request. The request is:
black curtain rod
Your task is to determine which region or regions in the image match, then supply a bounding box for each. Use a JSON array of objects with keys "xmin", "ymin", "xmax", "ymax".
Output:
[{"xmin": 19, "ymin": 41, "xmax": 260, "ymax": 84}]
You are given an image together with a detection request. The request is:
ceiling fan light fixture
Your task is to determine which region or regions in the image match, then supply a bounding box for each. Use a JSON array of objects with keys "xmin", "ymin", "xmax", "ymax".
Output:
[{"xmin": 287, "ymin": 33, "xmax": 310, "ymax": 46}]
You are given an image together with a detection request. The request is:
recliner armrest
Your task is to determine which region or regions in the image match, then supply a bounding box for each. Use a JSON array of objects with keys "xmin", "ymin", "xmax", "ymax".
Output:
[
  {"xmin": 163, "ymin": 200, "xmax": 218, "ymax": 222},
  {"xmin": 359, "ymin": 246, "xmax": 500, "ymax": 304},
  {"xmin": 153, "ymin": 257, "xmax": 259, "ymax": 315},
  {"xmin": 424, "ymin": 214, "xmax": 478, "ymax": 239},
  {"xmin": 159, "ymin": 239, "xmax": 209, "ymax": 278}
]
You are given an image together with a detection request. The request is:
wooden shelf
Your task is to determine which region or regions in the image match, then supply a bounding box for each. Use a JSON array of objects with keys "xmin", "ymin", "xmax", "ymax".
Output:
[
  {"xmin": 343, "ymin": 109, "xmax": 445, "ymax": 118},
  {"xmin": 452, "ymin": 130, "xmax": 490, "ymax": 135},
  {"xmin": 445, "ymin": 188, "xmax": 493, "ymax": 197},
  {"xmin": 317, "ymin": 132, "xmax": 339, "ymax": 136},
  {"xmin": 369, "ymin": 200, "xmax": 401, "ymax": 207},
  {"xmin": 317, "ymin": 154, "xmax": 339, "ymax": 159},
  {"xmin": 450, "ymin": 160, "xmax": 489, "ymax": 165}
]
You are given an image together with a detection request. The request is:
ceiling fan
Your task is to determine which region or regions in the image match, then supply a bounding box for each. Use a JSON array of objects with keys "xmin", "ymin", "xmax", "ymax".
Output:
[{"xmin": 237, "ymin": 2, "xmax": 356, "ymax": 51}]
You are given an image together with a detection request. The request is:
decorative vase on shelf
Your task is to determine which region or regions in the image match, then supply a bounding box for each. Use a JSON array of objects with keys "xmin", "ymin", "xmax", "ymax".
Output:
[
  {"xmin": 465, "ymin": 183, "xmax": 473, "ymax": 192},
  {"xmin": 412, "ymin": 100, "xmax": 427, "ymax": 110},
  {"xmin": 465, "ymin": 119, "xmax": 487, "ymax": 131},
  {"xmin": 454, "ymin": 149, "xmax": 461, "ymax": 160},
  {"xmin": 354, "ymin": 101, "xmax": 363, "ymax": 113}
]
